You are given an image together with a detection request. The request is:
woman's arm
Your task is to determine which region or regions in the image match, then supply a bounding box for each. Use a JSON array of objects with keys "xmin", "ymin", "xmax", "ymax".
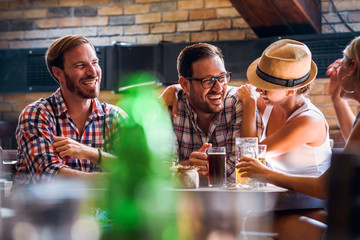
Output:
[
  {"xmin": 261, "ymin": 112, "xmax": 327, "ymax": 158},
  {"xmin": 332, "ymin": 98, "xmax": 355, "ymax": 140},
  {"xmin": 239, "ymin": 114, "xmax": 360, "ymax": 199},
  {"xmin": 238, "ymin": 84, "xmax": 260, "ymax": 137},
  {"xmin": 159, "ymin": 84, "xmax": 182, "ymax": 118},
  {"xmin": 327, "ymin": 60, "xmax": 355, "ymax": 140},
  {"xmin": 238, "ymin": 157, "xmax": 328, "ymax": 199}
]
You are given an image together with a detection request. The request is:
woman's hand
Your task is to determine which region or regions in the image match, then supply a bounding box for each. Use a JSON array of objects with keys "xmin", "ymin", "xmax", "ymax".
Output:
[
  {"xmin": 159, "ymin": 84, "xmax": 182, "ymax": 118},
  {"xmin": 236, "ymin": 156, "xmax": 270, "ymax": 182},
  {"xmin": 237, "ymin": 84, "xmax": 260, "ymax": 103},
  {"xmin": 326, "ymin": 59, "xmax": 342, "ymax": 102}
]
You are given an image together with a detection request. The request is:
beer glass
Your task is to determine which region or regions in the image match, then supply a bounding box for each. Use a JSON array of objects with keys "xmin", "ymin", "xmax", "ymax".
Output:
[
  {"xmin": 258, "ymin": 144, "xmax": 267, "ymax": 165},
  {"xmin": 207, "ymin": 147, "xmax": 226, "ymax": 187},
  {"xmin": 258, "ymin": 144, "xmax": 267, "ymax": 187},
  {"xmin": 235, "ymin": 137, "xmax": 259, "ymax": 189}
]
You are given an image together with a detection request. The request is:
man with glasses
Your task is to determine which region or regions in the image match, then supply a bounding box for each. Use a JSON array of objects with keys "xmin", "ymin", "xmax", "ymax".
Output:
[{"xmin": 166, "ymin": 43, "xmax": 263, "ymax": 185}]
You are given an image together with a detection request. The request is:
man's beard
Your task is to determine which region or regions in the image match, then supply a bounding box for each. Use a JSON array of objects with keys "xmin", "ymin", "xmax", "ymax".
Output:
[
  {"xmin": 64, "ymin": 73, "xmax": 100, "ymax": 99},
  {"xmin": 189, "ymin": 91, "xmax": 225, "ymax": 114}
]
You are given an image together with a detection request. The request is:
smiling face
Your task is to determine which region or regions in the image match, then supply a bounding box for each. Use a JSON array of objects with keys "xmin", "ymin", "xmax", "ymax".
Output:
[
  {"xmin": 256, "ymin": 88, "xmax": 291, "ymax": 106},
  {"xmin": 55, "ymin": 43, "xmax": 101, "ymax": 99},
  {"xmin": 185, "ymin": 56, "xmax": 227, "ymax": 114}
]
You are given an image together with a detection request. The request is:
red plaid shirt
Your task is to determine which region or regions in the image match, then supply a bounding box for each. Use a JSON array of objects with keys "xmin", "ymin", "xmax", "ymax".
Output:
[
  {"xmin": 15, "ymin": 88, "xmax": 127, "ymax": 184},
  {"xmin": 171, "ymin": 86, "xmax": 263, "ymax": 183}
]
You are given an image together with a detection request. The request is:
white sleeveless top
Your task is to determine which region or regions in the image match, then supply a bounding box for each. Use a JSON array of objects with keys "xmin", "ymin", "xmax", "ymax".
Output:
[{"xmin": 261, "ymin": 98, "xmax": 331, "ymax": 176}]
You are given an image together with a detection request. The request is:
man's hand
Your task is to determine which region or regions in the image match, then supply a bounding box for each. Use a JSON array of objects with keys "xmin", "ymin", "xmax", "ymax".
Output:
[
  {"xmin": 53, "ymin": 136, "xmax": 98, "ymax": 163},
  {"xmin": 179, "ymin": 143, "xmax": 212, "ymax": 176}
]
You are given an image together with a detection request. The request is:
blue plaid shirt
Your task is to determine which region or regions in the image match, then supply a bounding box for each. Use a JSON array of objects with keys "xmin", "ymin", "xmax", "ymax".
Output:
[
  {"xmin": 171, "ymin": 86, "xmax": 263, "ymax": 183},
  {"xmin": 15, "ymin": 88, "xmax": 127, "ymax": 184}
]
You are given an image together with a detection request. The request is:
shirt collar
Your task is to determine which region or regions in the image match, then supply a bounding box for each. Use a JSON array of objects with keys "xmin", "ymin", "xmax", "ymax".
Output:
[
  {"xmin": 51, "ymin": 88, "xmax": 67, "ymax": 116},
  {"xmin": 51, "ymin": 88, "xmax": 104, "ymax": 118}
]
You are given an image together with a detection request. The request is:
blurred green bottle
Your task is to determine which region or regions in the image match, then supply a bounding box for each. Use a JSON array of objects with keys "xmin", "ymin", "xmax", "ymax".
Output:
[{"xmin": 103, "ymin": 72, "xmax": 179, "ymax": 240}]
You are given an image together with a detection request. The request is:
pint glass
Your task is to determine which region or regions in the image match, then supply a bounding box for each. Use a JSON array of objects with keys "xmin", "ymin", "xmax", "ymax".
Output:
[
  {"xmin": 207, "ymin": 147, "xmax": 226, "ymax": 187},
  {"xmin": 235, "ymin": 137, "xmax": 259, "ymax": 189}
]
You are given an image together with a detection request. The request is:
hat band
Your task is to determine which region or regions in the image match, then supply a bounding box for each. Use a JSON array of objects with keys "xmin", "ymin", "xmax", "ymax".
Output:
[{"xmin": 256, "ymin": 66, "xmax": 310, "ymax": 87}]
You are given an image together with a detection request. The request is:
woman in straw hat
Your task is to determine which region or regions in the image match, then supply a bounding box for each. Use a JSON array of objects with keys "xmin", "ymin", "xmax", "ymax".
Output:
[
  {"xmin": 236, "ymin": 39, "xmax": 330, "ymax": 239},
  {"xmin": 238, "ymin": 36, "xmax": 360, "ymax": 240},
  {"xmin": 239, "ymin": 39, "xmax": 332, "ymax": 177}
]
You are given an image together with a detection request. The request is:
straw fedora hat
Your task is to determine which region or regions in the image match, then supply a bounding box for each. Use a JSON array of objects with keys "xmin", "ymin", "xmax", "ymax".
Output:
[{"xmin": 247, "ymin": 39, "xmax": 317, "ymax": 90}]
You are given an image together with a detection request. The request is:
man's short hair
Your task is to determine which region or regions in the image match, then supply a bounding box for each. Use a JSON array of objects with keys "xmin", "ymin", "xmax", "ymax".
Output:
[
  {"xmin": 45, "ymin": 35, "xmax": 95, "ymax": 83},
  {"xmin": 177, "ymin": 43, "xmax": 224, "ymax": 78}
]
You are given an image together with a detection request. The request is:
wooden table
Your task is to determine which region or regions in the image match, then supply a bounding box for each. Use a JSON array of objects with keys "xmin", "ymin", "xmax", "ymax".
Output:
[
  {"xmin": 171, "ymin": 184, "xmax": 325, "ymax": 211},
  {"xmin": 1, "ymin": 183, "xmax": 326, "ymax": 240},
  {"xmin": 170, "ymin": 185, "xmax": 326, "ymax": 239}
]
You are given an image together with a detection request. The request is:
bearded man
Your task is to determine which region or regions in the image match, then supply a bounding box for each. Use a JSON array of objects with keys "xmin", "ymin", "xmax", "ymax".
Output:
[
  {"xmin": 165, "ymin": 43, "xmax": 263, "ymax": 184},
  {"xmin": 15, "ymin": 35, "xmax": 127, "ymax": 184}
]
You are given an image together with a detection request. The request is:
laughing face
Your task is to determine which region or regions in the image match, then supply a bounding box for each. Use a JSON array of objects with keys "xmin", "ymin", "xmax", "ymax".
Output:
[
  {"xmin": 59, "ymin": 43, "xmax": 101, "ymax": 99},
  {"xmin": 186, "ymin": 56, "xmax": 227, "ymax": 114},
  {"xmin": 256, "ymin": 88, "xmax": 289, "ymax": 106}
]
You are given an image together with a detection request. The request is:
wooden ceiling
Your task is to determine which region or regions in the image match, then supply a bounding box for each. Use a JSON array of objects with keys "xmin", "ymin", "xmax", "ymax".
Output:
[{"xmin": 229, "ymin": 0, "xmax": 322, "ymax": 37}]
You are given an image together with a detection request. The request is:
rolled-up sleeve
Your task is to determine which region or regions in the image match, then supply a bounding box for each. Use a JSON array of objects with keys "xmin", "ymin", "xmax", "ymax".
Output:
[{"xmin": 16, "ymin": 104, "xmax": 67, "ymax": 184}]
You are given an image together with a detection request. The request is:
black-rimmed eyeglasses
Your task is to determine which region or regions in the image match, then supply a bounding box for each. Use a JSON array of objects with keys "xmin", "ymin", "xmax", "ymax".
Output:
[{"xmin": 186, "ymin": 72, "xmax": 231, "ymax": 89}]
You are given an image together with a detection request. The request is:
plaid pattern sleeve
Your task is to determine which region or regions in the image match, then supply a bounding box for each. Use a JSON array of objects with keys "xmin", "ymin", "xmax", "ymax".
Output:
[
  {"xmin": 15, "ymin": 98, "xmax": 66, "ymax": 184},
  {"xmin": 168, "ymin": 118, "xmax": 179, "ymax": 163},
  {"xmin": 15, "ymin": 88, "xmax": 127, "ymax": 185}
]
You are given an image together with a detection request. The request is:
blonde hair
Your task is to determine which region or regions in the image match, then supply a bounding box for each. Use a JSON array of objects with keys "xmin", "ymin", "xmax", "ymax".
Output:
[
  {"xmin": 45, "ymin": 35, "xmax": 95, "ymax": 83},
  {"xmin": 343, "ymin": 36, "xmax": 360, "ymax": 90},
  {"xmin": 296, "ymin": 82, "xmax": 312, "ymax": 96}
]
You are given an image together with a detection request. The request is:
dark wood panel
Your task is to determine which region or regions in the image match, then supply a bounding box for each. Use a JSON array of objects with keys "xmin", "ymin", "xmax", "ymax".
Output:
[{"xmin": 230, "ymin": 0, "xmax": 321, "ymax": 37}]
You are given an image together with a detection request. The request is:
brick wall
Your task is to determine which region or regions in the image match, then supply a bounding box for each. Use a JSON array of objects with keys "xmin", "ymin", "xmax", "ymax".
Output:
[
  {"xmin": 0, "ymin": 0, "xmax": 252, "ymax": 48},
  {"xmin": 1, "ymin": 0, "xmax": 360, "ymax": 147},
  {"xmin": 1, "ymin": 0, "xmax": 360, "ymax": 48}
]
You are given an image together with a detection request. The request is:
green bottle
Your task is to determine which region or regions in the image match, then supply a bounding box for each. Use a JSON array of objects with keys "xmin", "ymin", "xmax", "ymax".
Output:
[{"xmin": 103, "ymin": 72, "xmax": 179, "ymax": 240}]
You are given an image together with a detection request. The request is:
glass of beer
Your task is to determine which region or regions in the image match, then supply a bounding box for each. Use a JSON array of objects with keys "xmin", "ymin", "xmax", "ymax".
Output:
[
  {"xmin": 235, "ymin": 137, "xmax": 259, "ymax": 189},
  {"xmin": 258, "ymin": 144, "xmax": 267, "ymax": 165},
  {"xmin": 207, "ymin": 147, "xmax": 226, "ymax": 187},
  {"xmin": 258, "ymin": 144, "xmax": 267, "ymax": 187}
]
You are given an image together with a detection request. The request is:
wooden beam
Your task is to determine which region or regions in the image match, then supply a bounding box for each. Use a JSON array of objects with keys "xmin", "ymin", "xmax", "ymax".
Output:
[{"xmin": 229, "ymin": 0, "xmax": 321, "ymax": 37}]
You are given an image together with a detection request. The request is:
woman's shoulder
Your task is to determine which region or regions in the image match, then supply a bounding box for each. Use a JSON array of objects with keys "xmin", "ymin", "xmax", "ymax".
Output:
[{"xmin": 291, "ymin": 98, "xmax": 325, "ymax": 121}]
